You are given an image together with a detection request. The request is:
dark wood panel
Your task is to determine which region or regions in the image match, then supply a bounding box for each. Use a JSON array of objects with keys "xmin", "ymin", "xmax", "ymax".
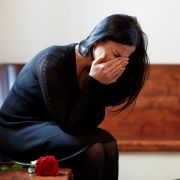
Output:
[
  {"xmin": 100, "ymin": 64, "xmax": 180, "ymax": 151},
  {"xmin": 1, "ymin": 64, "xmax": 180, "ymax": 151},
  {"xmin": 0, "ymin": 65, "xmax": 9, "ymax": 106},
  {"xmin": 0, "ymin": 64, "xmax": 24, "ymax": 107}
]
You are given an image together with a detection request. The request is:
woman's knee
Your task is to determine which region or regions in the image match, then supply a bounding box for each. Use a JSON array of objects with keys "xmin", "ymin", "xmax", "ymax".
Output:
[
  {"xmin": 85, "ymin": 142, "xmax": 105, "ymax": 160},
  {"xmin": 103, "ymin": 141, "xmax": 119, "ymax": 159}
]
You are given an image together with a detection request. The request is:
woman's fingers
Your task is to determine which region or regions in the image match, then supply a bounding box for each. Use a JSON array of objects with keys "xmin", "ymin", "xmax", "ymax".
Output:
[
  {"xmin": 92, "ymin": 53, "xmax": 106, "ymax": 65},
  {"xmin": 89, "ymin": 55, "xmax": 129, "ymax": 85},
  {"xmin": 103, "ymin": 58, "xmax": 128, "ymax": 83},
  {"xmin": 106, "ymin": 58, "xmax": 128, "ymax": 72},
  {"xmin": 111, "ymin": 67, "xmax": 126, "ymax": 82},
  {"xmin": 106, "ymin": 67, "xmax": 126, "ymax": 84}
]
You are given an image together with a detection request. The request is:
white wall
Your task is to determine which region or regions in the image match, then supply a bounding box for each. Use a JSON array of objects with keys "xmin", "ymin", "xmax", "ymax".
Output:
[
  {"xmin": 119, "ymin": 152, "xmax": 180, "ymax": 180},
  {"xmin": 0, "ymin": 0, "xmax": 180, "ymax": 63}
]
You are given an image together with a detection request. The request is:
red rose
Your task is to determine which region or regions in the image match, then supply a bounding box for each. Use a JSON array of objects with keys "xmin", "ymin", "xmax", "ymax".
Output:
[{"xmin": 35, "ymin": 156, "xmax": 59, "ymax": 176}]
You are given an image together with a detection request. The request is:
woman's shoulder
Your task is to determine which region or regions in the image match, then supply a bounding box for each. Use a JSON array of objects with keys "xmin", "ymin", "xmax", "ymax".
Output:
[
  {"xmin": 38, "ymin": 44, "xmax": 75, "ymax": 59},
  {"xmin": 29, "ymin": 43, "xmax": 76, "ymax": 71}
]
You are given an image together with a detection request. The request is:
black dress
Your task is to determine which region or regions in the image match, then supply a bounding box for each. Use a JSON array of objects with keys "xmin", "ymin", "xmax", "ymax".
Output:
[{"xmin": 0, "ymin": 44, "xmax": 115, "ymax": 162}]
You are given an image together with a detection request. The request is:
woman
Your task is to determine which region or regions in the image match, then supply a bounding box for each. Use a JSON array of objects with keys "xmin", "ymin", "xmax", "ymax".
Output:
[{"xmin": 0, "ymin": 14, "xmax": 149, "ymax": 180}]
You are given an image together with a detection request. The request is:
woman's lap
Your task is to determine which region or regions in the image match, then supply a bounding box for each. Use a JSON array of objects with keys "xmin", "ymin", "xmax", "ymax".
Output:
[{"xmin": 0, "ymin": 121, "xmax": 115, "ymax": 162}]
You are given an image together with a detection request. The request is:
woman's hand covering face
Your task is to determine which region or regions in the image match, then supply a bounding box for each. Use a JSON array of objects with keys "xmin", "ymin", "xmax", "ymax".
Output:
[
  {"xmin": 89, "ymin": 54, "xmax": 129, "ymax": 85},
  {"xmin": 89, "ymin": 40, "xmax": 135, "ymax": 84}
]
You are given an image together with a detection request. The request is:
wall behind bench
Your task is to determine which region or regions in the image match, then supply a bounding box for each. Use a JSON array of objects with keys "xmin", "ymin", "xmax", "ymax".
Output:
[
  {"xmin": 101, "ymin": 64, "xmax": 180, "ymax": 151},
  {"xmin": 1, "ymin": 63, "xmax": 180, "ymax": 152}
]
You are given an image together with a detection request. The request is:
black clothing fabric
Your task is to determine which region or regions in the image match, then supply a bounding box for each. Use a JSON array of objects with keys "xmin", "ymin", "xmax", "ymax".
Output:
[{"xmin": 0, "ymin": 44, "xmax": 116, "ymax": 162}]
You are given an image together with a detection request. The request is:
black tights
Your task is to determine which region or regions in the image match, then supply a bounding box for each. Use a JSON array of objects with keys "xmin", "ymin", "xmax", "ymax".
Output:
[{"xmin": 60, "ymin": 141, "xmax": 119, "ymax": 180}]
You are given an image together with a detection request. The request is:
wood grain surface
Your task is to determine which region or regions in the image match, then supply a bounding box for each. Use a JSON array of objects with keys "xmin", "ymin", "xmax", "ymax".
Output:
[
  {"xmin": 0, "ymin": 168, "xmax": 73, "ymax": 180},
  {"xmin": 100, "ymin": 64, "xmax": 180, "ymax": 151}
]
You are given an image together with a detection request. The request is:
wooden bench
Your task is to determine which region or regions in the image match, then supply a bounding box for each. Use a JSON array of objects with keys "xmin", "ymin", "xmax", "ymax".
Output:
[
  {"xmin": 0, "ymin": 64, "xmax": 180, "ymax": 151},
  {"xmin": 0, "ymin": 168, "xmax": 73, "ymax": 180}
]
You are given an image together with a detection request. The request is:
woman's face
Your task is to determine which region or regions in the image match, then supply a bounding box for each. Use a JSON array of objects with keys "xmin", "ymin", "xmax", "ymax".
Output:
[{"xmin": 92, "ymin": 40, "xmax": 136, "ymax": 62}]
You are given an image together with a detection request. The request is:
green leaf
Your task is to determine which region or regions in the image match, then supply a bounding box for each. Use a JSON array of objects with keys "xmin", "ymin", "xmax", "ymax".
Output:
[
  {"xmin": 0, "ymin": 165, "xmax": 10, "ymax": 171},
  {"xmin": 11, "ymin": 163, "xmax": 23, "ymax": 170}
]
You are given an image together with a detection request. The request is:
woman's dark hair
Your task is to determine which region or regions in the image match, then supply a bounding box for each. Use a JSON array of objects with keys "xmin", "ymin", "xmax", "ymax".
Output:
[{"xmin": 78, "ymin": 14, "xmax": 150, "ymax": 112}]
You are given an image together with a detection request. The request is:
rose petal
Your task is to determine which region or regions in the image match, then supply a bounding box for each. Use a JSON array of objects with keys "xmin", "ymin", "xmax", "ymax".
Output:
[{"xmin": 35, "ymin": 156, "xmax": 59, "ymax": 176}]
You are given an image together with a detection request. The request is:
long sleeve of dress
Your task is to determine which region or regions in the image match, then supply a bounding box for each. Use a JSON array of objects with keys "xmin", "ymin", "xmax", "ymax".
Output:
[{"xmin": 37, "ymin": 54, "xmax": 105, "ymax": 133}]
